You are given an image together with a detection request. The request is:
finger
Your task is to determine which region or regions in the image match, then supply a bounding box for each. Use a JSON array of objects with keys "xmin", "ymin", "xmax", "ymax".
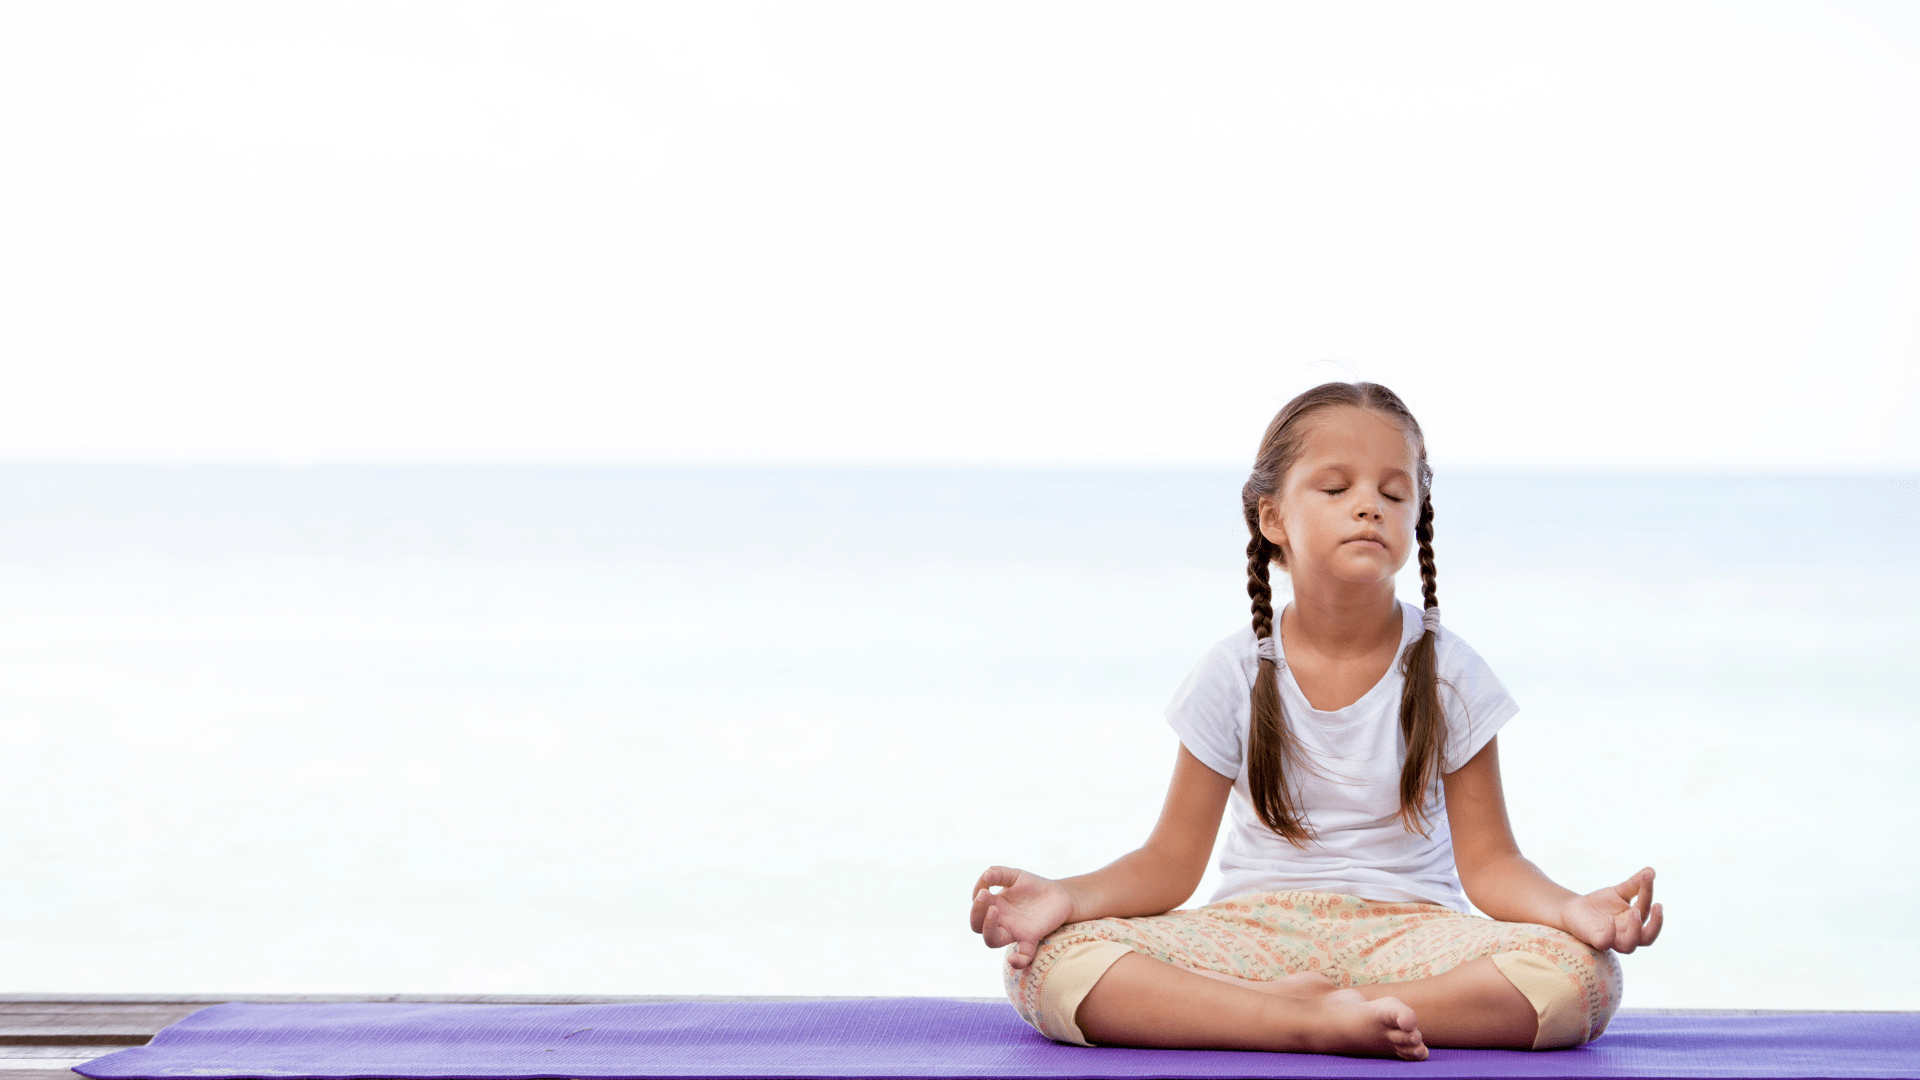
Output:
[
  {"xmin": 1641, "ymin": 903, "xmax": 1664, "ymax": 946},
  {"xmin": 1639, "ymin": 868, "xmax": 1655, "ymax": 924},
  {"xmin": 991, "ymin": 907, "xmax": 1026, "ymax": 951},
  {"xmin": 971, "ymin": 868, "xmax": 1020, "ymax": 935},
  {"xmin": 1612, "ymin": 868, "xmax": 1645, "ymax": 903},
  {"xmin": 981, "ymin": 903, "xmax": 1007, "ymax": 949},
  {"xmin": 976, "ymin": 866, "xmax": 1021, "ymax": 894},
  {"xmin": 970, "ymin": 890, "xmax": 992, "ymax": 935},
  {"xmin": 1613, "ymin": 908, "xmax": 1641, "ymax": 953},
  {"xmin": 1623, "ymin": 869, "xmax": 1650, "ymax": 922}
]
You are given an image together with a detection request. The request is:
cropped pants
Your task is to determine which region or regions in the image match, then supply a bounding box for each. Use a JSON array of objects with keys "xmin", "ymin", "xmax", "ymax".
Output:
[{"xmin": 1004, "ymin": 891, "xmax": 1621, "ymax": 1050}]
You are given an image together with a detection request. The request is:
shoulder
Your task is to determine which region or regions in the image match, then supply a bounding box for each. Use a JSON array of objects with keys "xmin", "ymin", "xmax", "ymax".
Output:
[
  {"xmin": 1168, "ymin": 626, "xmax": 1260, "ymax": 714},
  {"xmin": 1396, "ymin": 599, "xmax": 1501, "ymax": 684},
  {"xmin": 1431, "ymin": 622, "xmax": 1499, "ymax": 683},
  {"xmin": 1164, "ymin": 625, "xmax": 1259, "ymax": 779},
  {"xmin": 1205, "ymin": 625, "xmax": 1261, "ymax": 685},
  {"xmin": 1407, "ymin": 605, "xmax": 1520, "ymax": 770}
]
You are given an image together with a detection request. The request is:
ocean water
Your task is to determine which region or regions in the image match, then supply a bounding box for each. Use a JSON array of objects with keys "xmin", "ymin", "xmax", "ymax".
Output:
[{"xmin": 0, "ymin": 466, "xmax": 1913, "ymax": 1007}]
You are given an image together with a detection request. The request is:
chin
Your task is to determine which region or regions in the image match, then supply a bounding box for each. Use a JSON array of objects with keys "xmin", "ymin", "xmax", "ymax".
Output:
[
  {"xmin": 1327, "ymin": 557, "xmax": 1401, "ymax": 585},
  {"xmin": 1329, "ymin": 568, "xmax": 1397, "ymax": 587}
]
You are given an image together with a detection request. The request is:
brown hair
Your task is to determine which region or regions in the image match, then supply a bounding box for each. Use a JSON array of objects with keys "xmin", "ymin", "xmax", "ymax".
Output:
[{"xmin": 1241, "ymin": 382, "xmax": 1444, "ymax": 845}]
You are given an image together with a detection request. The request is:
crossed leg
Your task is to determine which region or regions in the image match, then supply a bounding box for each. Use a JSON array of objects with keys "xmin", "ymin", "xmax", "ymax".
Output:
[
  {"xmin": 1076, "ymin": 952, "xmax": 1430, "ymax": 1059},
  {"xmin": 1169, "ymin": 955, "xmax": 1537, "ymax": 1048},
  {"xmin": 1009, "ymin": 893, "xmax": 1616, "ymax": 1054}
]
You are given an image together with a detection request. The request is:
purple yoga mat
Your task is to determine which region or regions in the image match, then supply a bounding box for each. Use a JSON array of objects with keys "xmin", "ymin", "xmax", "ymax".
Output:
[{"xmin": 74, "ymin": 999, "xmax": 1918, "ymax": 1080}]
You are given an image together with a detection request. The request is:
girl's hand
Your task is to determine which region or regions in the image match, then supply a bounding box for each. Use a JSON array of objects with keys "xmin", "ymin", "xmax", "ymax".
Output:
[
  {"xmin": 969, "ymin": 865, "xmax": 1076, "ymax": 970},
  {"xmin": 1559, "ymin": 867, "xmax": 1664, "ymax": 953}
]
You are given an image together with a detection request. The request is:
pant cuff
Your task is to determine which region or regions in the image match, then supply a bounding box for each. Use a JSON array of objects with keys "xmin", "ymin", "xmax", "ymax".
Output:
[
  {"xmin": 1491, "ymin": 949, "xmax": 1591, "ymax": 1049},
  {"xmin": 1033, "ymin": 940, "xmax": 1134, "ymax": 1046}
]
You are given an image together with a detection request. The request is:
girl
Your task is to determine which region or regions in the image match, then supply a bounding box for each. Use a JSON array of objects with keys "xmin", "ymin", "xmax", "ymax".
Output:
[{"xmin": 967, "ymin": 382, "xmax": 1663, "ymax": 1060}]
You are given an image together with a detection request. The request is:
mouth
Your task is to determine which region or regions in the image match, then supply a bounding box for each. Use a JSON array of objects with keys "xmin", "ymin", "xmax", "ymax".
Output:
[{"xmin": 1342, "ymin": 532, "xmax": 1387, "ymax": 549}]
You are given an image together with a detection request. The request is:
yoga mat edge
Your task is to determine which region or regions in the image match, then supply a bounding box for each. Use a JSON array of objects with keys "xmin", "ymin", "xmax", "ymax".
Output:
[{"xmin": 73, "ymin": 1000, "xmax": 1920, "ymax": 1080}]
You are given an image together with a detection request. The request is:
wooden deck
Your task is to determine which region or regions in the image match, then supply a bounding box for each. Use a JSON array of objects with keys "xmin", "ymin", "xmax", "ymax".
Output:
[{"xmin": 1, "ymin": 995, "xmax": 1901, "ymax": 1080}]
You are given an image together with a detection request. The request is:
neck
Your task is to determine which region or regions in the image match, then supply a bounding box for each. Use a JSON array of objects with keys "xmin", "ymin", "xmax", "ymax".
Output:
[{"xmin": 1281, "ymin": 579, "xmax": 1400, "ymax": 657}]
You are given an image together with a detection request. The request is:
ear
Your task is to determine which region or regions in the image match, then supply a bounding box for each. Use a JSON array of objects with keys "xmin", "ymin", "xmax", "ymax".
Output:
[{"xmin": 1257, "ymin": 495, "xmax": 1287, "ymax": 550}]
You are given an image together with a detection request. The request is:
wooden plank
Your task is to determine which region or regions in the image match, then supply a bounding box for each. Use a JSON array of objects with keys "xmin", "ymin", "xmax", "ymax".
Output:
[
  {"xmin": 0, "ymin": 1043, "xmax": 102, "ymax": 1080},
  {"xmin": 0, "ymin": 1008, "xmax": 201, "ymax": 1019},
  {"xmin": 0, "ymin": 1005, "xmax": 196, "ymax": 1047},
  {"xmin": 0, "ymin": 1047, "xmax": 108, "ymax": 1060},
  {"xmin": 0, "ymin": 1035, "xmax": 145, "ymax": 1048},
  {"xmin": 0, "ymin": 1008, "xmax": 201, "ymax": 1043}
]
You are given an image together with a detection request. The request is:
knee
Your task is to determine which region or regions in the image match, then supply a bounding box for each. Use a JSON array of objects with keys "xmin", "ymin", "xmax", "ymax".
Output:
[
  {"xmin": 1491, "ymin": 931, "xmax": 1623, "ymax": 1049},
  {"xmin": 1585, "ymin": 945, "xmax": 1624, "ymax": 1040},
  {"xmin": 1003, "ymin": 927, "xmax": 1136, "ymax": 1046}
]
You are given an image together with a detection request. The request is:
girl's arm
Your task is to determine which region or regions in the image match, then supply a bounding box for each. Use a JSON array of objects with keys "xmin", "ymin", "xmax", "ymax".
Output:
[
  {"xmin": 970, "ymin": 744, "xmax": 1232, "ymax": 969},
  {"xmin": 1444, "ymin": 736, "xmax": 1664, "ymax": 952}
]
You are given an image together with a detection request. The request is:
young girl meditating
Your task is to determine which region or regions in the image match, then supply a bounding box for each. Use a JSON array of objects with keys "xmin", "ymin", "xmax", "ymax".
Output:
[{"xmin": 968, "ymin": 382, "xmax": 1664, "ymax": 1060}]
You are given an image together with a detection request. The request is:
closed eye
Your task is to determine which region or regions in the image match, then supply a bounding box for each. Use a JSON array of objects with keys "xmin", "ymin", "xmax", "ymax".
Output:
[{"xmin": 1322, "ymin": 487, "xmax": 1347, "ymax": 496}]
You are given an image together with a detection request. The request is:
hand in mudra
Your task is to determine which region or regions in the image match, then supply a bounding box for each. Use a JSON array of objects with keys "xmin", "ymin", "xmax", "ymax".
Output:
[
  {"xmin": 969, "ymin": 866, "xmax": 1076, "ymax": 970},
  {"xmin": 1560, "ymin": 867, "xmax": 1664, "ymax": 953}
]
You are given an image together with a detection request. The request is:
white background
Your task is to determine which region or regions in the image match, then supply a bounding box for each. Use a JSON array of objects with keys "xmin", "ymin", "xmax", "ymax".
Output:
[{"xmin": 1, "ymin": 1, "xmax": 1915, "ymax": 470}]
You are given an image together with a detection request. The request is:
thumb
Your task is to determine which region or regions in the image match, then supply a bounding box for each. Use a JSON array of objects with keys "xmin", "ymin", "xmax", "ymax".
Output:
[{"xmin": 1007, "ymin": 935, "xmax": 1040, "ymax": 970}]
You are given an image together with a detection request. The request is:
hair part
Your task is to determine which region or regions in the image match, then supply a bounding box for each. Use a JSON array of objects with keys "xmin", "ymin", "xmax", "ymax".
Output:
[{"xmin": 1240, "ymin": 382, "xmax": 1444, "ymax": 844}]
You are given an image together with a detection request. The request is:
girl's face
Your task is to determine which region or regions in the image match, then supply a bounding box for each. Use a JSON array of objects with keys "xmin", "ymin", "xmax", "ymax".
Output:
[{"xmin": 1258, "ymin": 406, "xmax": 1420, "ymax": 589}]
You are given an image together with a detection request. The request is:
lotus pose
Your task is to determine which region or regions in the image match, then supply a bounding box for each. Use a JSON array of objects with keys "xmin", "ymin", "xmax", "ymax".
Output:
[{"xmin": 969, "ymin": 382, "xmax": 1663, "ymax": 1059}]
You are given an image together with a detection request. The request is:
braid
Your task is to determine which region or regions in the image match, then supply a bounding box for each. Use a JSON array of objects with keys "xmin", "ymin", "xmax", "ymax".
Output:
[
  {"xmin": 1415, "ymin": 497, "xmax": 1437, "ymax": 612},
  {"xmin": 1396, "ymin": 491, "xmax": 1446, "ymax": 835},
  {"xmin": 1246, "ymin": 534, "xmax": 1275, "ymax": 640},
  {"xmin": 1242, "ymin": 528, "xmax": 1312, "ymax": 845}
]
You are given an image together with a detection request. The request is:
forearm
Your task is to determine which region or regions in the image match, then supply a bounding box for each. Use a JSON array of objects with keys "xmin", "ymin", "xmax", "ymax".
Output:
[
  {"xmin": 1059, "ymin": 846, "xmax": 1202, "ymax": 923},
  {"xmin": 1462, "ymin": 851, "xmax": 1578, "ymax": 930}
]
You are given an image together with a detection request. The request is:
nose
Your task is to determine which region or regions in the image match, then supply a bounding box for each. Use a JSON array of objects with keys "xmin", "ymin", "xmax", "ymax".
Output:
[{"xmin": 1355, "ymin": 503, "xmax": 1382, "ymax": 522}]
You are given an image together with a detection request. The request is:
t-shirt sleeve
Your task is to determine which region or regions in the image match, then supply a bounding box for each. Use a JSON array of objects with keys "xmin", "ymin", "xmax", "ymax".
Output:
[
  {"xmin": 1438, "ymin": 634, "xmax": 1519, "ymax": 774},
  {"xmin": 1164, "ymin": 639, "xmax": 1251, "ymax": 780}
]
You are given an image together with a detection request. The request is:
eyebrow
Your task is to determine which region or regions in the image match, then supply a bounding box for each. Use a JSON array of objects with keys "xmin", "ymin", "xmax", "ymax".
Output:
[{"xmin": 1303, "ymin": 462, "xmax": 1411, "ymax": 481}]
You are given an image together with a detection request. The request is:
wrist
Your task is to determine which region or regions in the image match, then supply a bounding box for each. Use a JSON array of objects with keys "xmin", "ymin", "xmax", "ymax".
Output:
[
  {"xmin": 1540, "ymin": 881, "xmax": 1593, "ymax": 932},
  {"xmin": 1547, "ymin": 894, "xmax": 1578, "ymax": 933},
  {"xmin": 1060, "ymin": 877, "xmax": 1093, "ymax": 924},
  {"xmin": 1467, "ymin": 854, "xmax": 1579, "ymax": 929}
]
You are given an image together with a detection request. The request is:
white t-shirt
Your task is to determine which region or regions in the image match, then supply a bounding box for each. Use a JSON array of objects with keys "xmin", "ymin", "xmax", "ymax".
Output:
[{"xmin": 1166, "ymin": 600, "xmax": 1518, "ymax": 913}]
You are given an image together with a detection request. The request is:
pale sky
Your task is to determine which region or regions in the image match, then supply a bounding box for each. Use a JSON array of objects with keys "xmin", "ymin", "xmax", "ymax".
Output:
[{"xmin": 1, "ymin": 2, "xmax": 1914, "ymax": 471}]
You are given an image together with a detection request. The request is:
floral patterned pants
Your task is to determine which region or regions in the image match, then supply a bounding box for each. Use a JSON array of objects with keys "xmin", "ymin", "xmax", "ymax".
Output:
[{"xmin": 1005, "ymin": 890, "xmax": 1621, "ymax": 1050}]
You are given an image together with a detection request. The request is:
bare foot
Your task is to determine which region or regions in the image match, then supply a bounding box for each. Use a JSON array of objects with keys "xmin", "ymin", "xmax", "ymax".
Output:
[{"xmin": 1303, "ymin": 989, "xmax": 1427, "ymax": 1061}]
